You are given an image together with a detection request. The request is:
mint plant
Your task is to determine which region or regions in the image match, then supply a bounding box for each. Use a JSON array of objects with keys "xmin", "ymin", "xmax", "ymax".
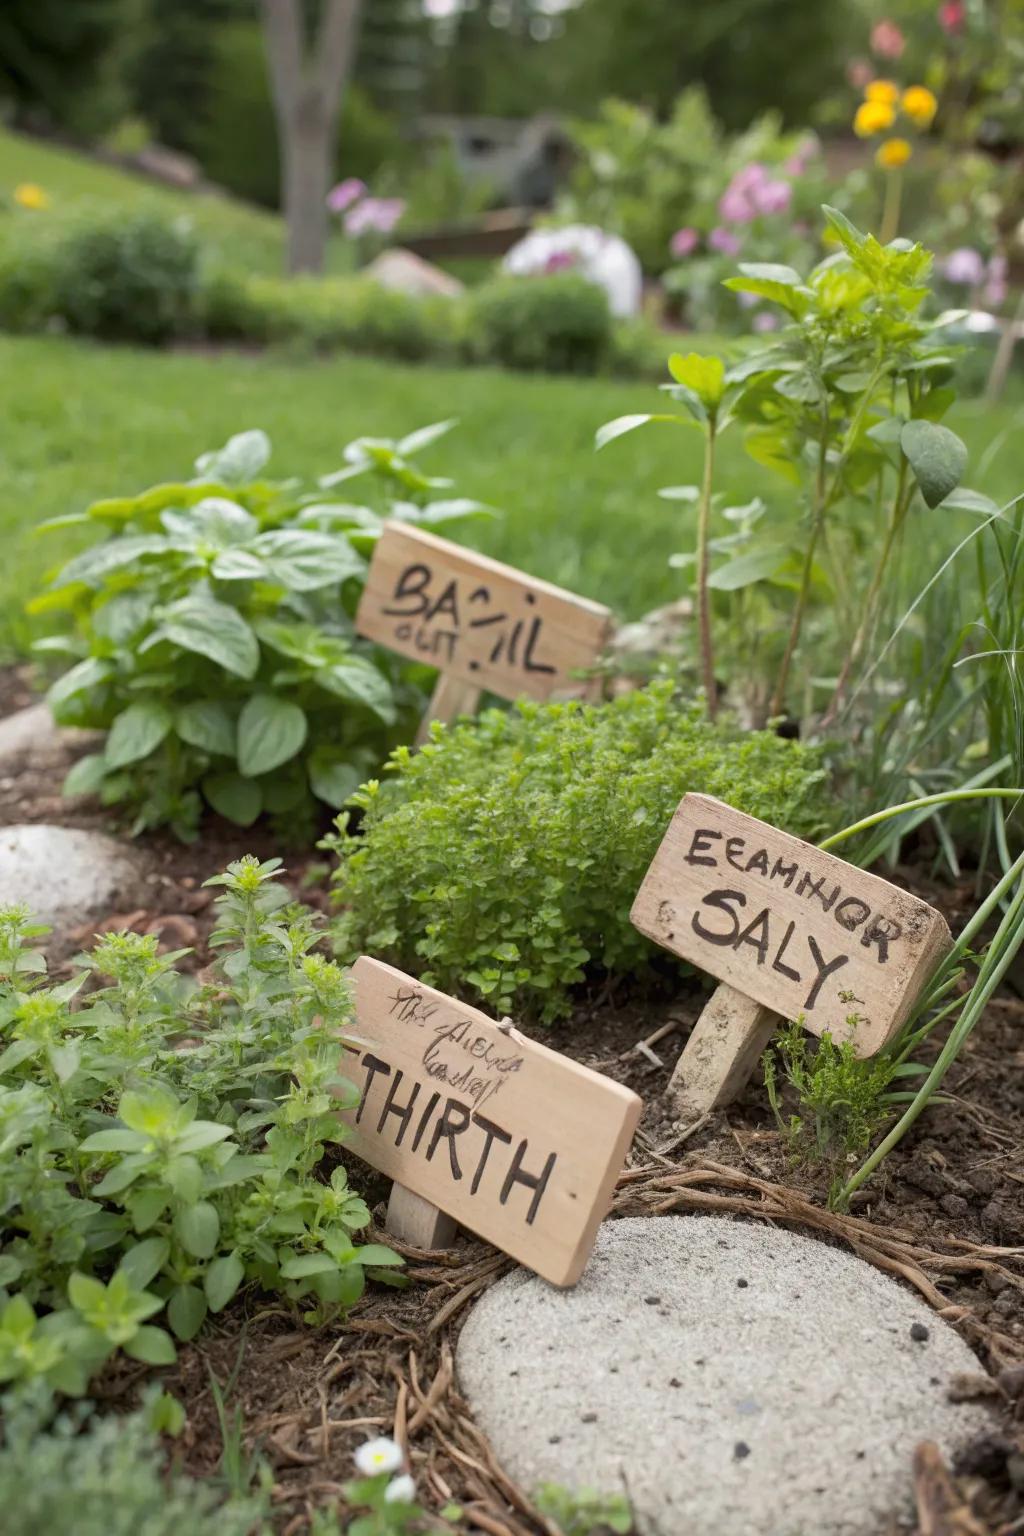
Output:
[
  {"xmin": 32, "ymin": 423, "xmax": 490, "ymax": 839},
  {"xmin": 327, "ymin": 682, "xmax": 830, "ymax": 1022},
  {"xmin": 0, "ymin": 856, "xmax": 396, "ymax": 1394}
]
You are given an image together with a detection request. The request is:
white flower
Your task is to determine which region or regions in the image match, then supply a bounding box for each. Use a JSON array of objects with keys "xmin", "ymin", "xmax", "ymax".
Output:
[
  {"xmin": 354, "ymin": 1437, "xmax": 404, "ymax": 1476},
  {"xmin": 384, "ymin": 1474, "xmax": 417, "ymax": 1504}
]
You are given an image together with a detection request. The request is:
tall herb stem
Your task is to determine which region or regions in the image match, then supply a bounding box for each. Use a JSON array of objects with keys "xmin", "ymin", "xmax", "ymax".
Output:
[{"xmin": 696, "ymin": 419, "xmax": 718, "ymax": 719}]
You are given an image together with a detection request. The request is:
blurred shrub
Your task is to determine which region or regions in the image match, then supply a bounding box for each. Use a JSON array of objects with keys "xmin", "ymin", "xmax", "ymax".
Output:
[
  {"xmin": 0, "ymin": 225, "xmax": 59, "ymax": 334},
  {"xmin": 467, "ymin": 272, "xmax": 613, "ymax": 373},
  {"xmin": 52, "ymin": 210, "xmax": 201, "ymax": 345}
]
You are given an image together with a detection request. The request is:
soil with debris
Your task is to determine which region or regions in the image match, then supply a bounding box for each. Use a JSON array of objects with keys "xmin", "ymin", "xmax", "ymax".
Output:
[{"xmin": 1, "ymin": 673, "xmax": 1022, "ymax": 1536}]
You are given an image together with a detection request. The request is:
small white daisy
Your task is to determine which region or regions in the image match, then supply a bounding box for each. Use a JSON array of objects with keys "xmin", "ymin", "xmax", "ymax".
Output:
[
  {"xmin": 384, "ymin": 1473, "xmax": 417, "ymax": 1504},
  {"xmin": 354, "ymin": 1437, "xmax": 404, "ymax": 1476}
]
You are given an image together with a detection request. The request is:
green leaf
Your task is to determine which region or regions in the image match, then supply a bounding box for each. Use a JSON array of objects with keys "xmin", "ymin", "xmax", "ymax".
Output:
[
  {"xmin": 594, "ymin": 413, "xmax": 684, "ymax": 450},
  {"xmin": 723, "ymin": 275, "xmax": 807, "ymax": 315},
  {"xmin": 351, "ymin": 1244, "xmax": 404, "ymax": 1267},
  {"xmin": 174, "ymin": 1201, "xmax": 220, "ymax": 1260},
  {"xmin": 708, "ymin": 545, "xmax": 791, "ymax": 591},
  {"xmin": 227, "ymin": 529, "xmax": 365, "ymax": 591},
  {"xmin": 158, "ymin": 595, "xmax": 260, "ymax": 679},
  {"xmin": 398, "ymin": 418, "xmax": 457, "ymax": 456},
  {"xmin": 308, "ymin": 748, "xmax": 363, "ymax": 809},
  {"xmin": 119, "ymin": 1237, "xmax": 170, "ymax": 1291},
  {"xmin": 204, "ymin": 1253, "xmax": 245, "ymax": 1313},
  {"xmin": 668, "ymin": 352, "xmax": 725, "ymax": 407},
  {"xmin": 203, "ymin": 773, "xmax": 262, "ymax": 827},
  {"xmin": 49, "ymin": 535, "xmax": 173, "ymax": 591},
  {"xmin": 175, "ymin": 700, "xmax": 236, "ymax": 757},
  {"xmin": 900, "ymin": 420, "xmax": 968, "ymax": 509},
  {"xmin": 734, "ymin": 262, "xmax": 802, "ymax": 286},
  {"xmin": 46, "ymin": 657, "xmax": 114, "ymax": 713},
  {"xmin": 318, "ymin": 658, "xmax": 396, "ymax": 723},
  {"xmin": 79, "ymin": 1128, "xmax": 148, "ymax": 1153},
  {"xmin": 237, "ymin": 694, "xmax": 307, "ymax": 777},
  {"xmin": 63, "ymin": 752, "xmax": 109, "ymax": 798},
  {"xmin": 167, "ymin": 1284, "xmax": 207, "ymax": 1342},
  {"xmin": 194, "ymin": 429, "xmax": 271, "ymax": 485},
  {"xmin": 279, "ymin": 1253, "xmax": 338, "ymax": 1280},
  {"xmin": 105, "ymin": 701, "xmax": 173, "ymax": 769},
  {"xmin": 124, "ymin": 1325, "xmax": 177, "ymax": 1366}
]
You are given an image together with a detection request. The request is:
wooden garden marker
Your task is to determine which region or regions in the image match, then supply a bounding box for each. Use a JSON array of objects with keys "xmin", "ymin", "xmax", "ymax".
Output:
[
  {"xmin": 631, "ymin": 794, "xmax": 953, "ymax": 1121},
  {"xmin": 355, "ymin": 522, "xmax": 614, "ymax": 744},
  {"xmin": 336, "ymin": 957, "xmax": 641, "ymax": 1284}
]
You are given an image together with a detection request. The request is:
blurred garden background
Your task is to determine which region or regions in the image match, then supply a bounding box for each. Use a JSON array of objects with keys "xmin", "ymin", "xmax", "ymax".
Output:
[{"xmin": 3, "ymin": 0, "xmax": 1024, "ymax": 740}]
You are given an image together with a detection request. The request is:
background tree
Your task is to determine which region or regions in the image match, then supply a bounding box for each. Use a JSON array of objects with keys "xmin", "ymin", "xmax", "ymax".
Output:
[
  {"xmin": 260, "ymin": 0, "xmax": 364, "ymax": 274},
  {"xmin": 0, "ymin": 0, "xmax": 133, "ymax": 136}
]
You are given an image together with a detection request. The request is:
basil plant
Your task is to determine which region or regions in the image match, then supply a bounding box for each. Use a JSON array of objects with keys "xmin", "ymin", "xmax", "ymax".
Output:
[{"xmin": 32, "ymin": 422, "xmax": 490, "ymax": 839}]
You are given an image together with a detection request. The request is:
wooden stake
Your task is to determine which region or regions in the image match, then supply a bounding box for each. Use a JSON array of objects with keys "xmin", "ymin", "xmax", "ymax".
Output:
[
  {"xmin": 667, "ymin": 984, "xmax": 778, "ymax": 1120},
  {"xmin": 385, "ymin": 1184, "xmax": 458, "ymax": 1250},
  {"xmin": 415, "ymin": 672, "xmax": 482, "ymax": 747}
]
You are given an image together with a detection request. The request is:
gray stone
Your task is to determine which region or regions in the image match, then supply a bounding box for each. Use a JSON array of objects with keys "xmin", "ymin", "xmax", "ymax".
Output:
[
  {"xmin": 457, "ymin": 1216, "xmax": 994, "ymax": 1536},
  {"xmin": 0, "ymin": 824, "xmax": 148, "ymax": 931},
  {"xmin": 0, "ymin": 704, "xmax": 56, "ymax": 762},
  {"xmin": 363, "ymin": 247, "xmax": 464, "ymax": 299}
]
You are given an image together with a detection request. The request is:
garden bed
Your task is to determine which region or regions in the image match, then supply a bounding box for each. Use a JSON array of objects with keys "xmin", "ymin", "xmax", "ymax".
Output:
[{"xmin": 1, "ymin": 679, "xmax": 1021, "ymax": 1535}]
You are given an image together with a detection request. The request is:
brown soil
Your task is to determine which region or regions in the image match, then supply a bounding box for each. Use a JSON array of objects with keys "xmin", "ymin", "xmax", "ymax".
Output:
[{"xmin": 2, "ymin": 675, "xmax": 1022, "ymax": 1536}]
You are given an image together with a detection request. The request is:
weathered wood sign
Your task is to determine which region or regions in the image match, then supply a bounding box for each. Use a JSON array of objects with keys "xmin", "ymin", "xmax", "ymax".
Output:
[
  {"xmin": 355, "ymin": 522, "xmax": 614, "ymax": 741},
  {"xmin": 631, "ymin": 794, "xmax": 952, "ymax": 1118},
  {"xmin": 337, "ymin": 956, "xmax": 641, "ymax": 1286}
]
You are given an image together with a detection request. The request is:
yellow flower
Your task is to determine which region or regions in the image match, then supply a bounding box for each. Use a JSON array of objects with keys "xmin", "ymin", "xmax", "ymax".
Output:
[
  {"xmin": 902, "ymin": 85, "xmax": 938, "ymax": 128},
  {"xmin": 865, "ymin": 79, "xmax": 900, "ymax": 105},
  {"xmin": 854, "ymin": 100, "xmax": 896, "ymax": 137},
  {"xmin": 876, "ymin": 137, "xmax": 912, "ymax": 168},
  {"xmin": 13, "ymin": 183, "xmax": 49, "ymax": 211}
]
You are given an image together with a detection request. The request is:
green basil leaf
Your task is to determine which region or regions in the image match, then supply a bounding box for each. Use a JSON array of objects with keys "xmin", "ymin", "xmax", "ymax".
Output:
[
  {"xmin": 105, "ymin": 701, "xmax": 173, "ymax": 768},
  {"xmin": 204, "ymin": 1253, "xmax": 245, "ymax": 1313},
  {"xmin": 158, "ymin": 594, "xmax": 260, "ymax": 679},
  {"xmin": 237, "ymin": 694, "xmax": 307, "ymax": 777},
  {"xmin": 167, "ymin": 1283, "xmax": 207, "ymax": 1341},
  {"xmin": 174, "ymin": 1200, "xmax": 220, "ymax": 1260},
  {"xmin": 308, "ymin": 748, "xmax": 363, "ymax": 809},
  {"xmin": 203, "ymin": 772, "xmax": 262, "ymax": 826},
  {"xmin": 175, "ymin": 700, "xmax": 236, "ymax": 757}
]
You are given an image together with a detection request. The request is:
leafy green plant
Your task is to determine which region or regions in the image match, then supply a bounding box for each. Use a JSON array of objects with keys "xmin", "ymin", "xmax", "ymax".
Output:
[
  {"xmin": 0, "ymin": 1385, "xmax": 267, "ymax": 1536},
  {"xmin": 467, "ymin": 273, "xmax": 613, "ymax": 375},
  {"xmin": 535, "ymin": 1482, "xmax": 633, "ymax": 1536},
  {"xmin": 326, "ymin": 681, "xmax": 831, "ymax": 1023},
  {"xmin": 0, "ymin": 855, "xmax": 398, "ymax": 1394},
  {"xmin": 52, "ymin": 208, "xmax": 201, "ymax": 346},
  {"xmin": 598, "ymin": 208, "xmax": 991, "ymax": 726},
  {"xmin": 33, "ymin": 423, "xmax": 490, "ymax": 839},
  {"xmin": 763, "ymin": 1019, "xmax": 899, "ymax": 1193}
]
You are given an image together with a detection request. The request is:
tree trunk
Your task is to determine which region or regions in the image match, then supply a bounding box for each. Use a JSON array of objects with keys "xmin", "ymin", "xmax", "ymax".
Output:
[{"xmin": 260, "ymin": 0, "xmax": 363, "ymax": 276}]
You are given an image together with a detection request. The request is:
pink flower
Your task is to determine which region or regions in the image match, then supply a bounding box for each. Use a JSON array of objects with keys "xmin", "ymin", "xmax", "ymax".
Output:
[
  {"xmin": 344, "ymin": 196, "xmax": 406, "ymax": 236},
  {"xmin": 718, "ymin": 187, "xmax": 755, "ymax": 224},
  {"xmin": 670, "ymin": 226, "xmax": 700, "ymax": 258},
  {"xmin": 847, "ymin": 58, "xmax": 874, "ymax": 89},
  {"xmin": 939, "ymin": 0, "xmax": 966, "ymax": 33},
  {"xmin": 752, "ymin": 311, "xmax": 779, "ymax": 332},
  {"xmin": 752, "ymin": 178, "xmax": 793, "ymax": 216},
  {"xmin": 327, "ymin": 177, "xmax": 366, "ymax": 213},
  {"xmin": 544, "ymin": 249, "xmax": 577, "ymax": 273},
  {"xmin": 708, "ymin": 226, "xmax": 742, "ymax": 256},
  {"xmin": 871, "ymin": 19, "xmax": 905, "ymax": 57},
  {"xmin": 984, "ymin": 253, "xmax": 1008, "ymax": 308},
  {"xmin": 942, "ymin": 246, "xmax": 985, "ymax": 285}
]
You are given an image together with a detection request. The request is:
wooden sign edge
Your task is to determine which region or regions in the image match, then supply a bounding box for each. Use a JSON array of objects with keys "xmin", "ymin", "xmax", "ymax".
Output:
[
  {"xmin": 630, "ymin": 792, "xmax": 953, "ymax": 1054},
  {"xmin": 360, "ymin": 520, "xmax": 615, "ymax": 622},
  {"xmin": 344, "ymin": 956, "xmax": 643, "ymax": 1287}
]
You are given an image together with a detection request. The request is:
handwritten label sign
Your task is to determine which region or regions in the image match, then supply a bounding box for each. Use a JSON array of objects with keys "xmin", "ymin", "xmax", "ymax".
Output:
[
  {"xmin": 632, "ymin": 794, "xmax": 951, "ymax": 1056},
  {"xmin": 337, "ymin": 957, "xmax": 641, "ymax": 1286},
  {"xmin": 355, "ymin": 523, "xmax": 613, "ymax": 703}
]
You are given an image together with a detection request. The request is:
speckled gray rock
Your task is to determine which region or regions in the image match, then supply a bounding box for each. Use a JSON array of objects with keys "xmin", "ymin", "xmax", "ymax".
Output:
[
  {"xmin": 0, "ymin": 704, "xmax": 55, "ymax": 762},
  {"xmin": 457, "ymin": 1216, "xmax": 994, "ymax": 1536},
  {"xmin": 0, "ymin": 824, "xmax": 148, "ymax": 931}
]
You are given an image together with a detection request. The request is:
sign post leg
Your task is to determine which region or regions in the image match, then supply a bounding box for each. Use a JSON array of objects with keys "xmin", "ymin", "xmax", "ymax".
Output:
[
  {"xmin": 385, "ymin": 1183, "xmax": 458, "ymax": 1250},
  {"xmin": 415, "ymin": 673, "xmax": 482, "ymax": 747},
  {"xmin": 667, "ymin": 983, "xmax": 778, "ymax": 1120}
]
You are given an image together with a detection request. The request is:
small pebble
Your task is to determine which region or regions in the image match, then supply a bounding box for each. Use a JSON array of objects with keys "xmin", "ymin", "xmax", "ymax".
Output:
[
  {"xmin": 737, "ymin": 1278, "xmax": 749, "ymax": 1289},
  {"xmin": 734, "ymin": 1442, "xmax": 752, "ymax": 1460},
  {"xmin": 910, "ymin": 1323, "xmax": 930, "ymax": 1343},
  {"xmin": 644, "ymin": 1295, "xmax": 661, "ymax": 1306},
  {"xmin": 581, "ymin": 1412, "xmax": 598, "ymax": 1424}
]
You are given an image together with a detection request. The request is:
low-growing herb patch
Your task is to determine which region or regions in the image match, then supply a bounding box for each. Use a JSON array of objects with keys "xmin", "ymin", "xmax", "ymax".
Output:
[
  {"xmin": 32, "ymin": 422, "xmax": 490, "ymax": 839},
  {"xmin": 0, "ymin": 855, "xmax": 396, "ymax": 1397},
  {"xmin": 326, "ymin": 681, "xmax": 831, "ymax": 1023}
]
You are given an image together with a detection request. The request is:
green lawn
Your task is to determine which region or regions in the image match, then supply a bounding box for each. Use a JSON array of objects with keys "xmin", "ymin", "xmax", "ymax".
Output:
[
  {"xmin": 0, "ymin": 126, "xmax": 352, "ymax": 277},
  {"xmin": 3, "ymin": 334, "xmax": 1024, "ymax": 660}
]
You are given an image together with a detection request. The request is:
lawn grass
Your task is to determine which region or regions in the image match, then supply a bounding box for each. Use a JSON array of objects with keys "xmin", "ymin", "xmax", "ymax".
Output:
[
  {"xmin": 3, "ymin": 333, "xmax": 1024, "ymax": 661},
  {"xmin": 0, "ymin": 126, "xmax": 353, "ymax": 277}
]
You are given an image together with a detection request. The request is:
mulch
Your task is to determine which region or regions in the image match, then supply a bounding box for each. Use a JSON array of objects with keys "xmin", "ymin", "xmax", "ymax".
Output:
[{"xmin": 2, "ymin": 671, "xmax": 1022, "ymax": 1536}]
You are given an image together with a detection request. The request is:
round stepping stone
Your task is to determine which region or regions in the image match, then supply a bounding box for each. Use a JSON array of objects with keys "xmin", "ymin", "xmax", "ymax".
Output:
[
  {"xmin": 0, "ymin": 824, "xmax": 148, "ymax": 933},
  {"xmin": 457, "ymin": 1216, "xmax": 994, "ymax": 1536}
]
